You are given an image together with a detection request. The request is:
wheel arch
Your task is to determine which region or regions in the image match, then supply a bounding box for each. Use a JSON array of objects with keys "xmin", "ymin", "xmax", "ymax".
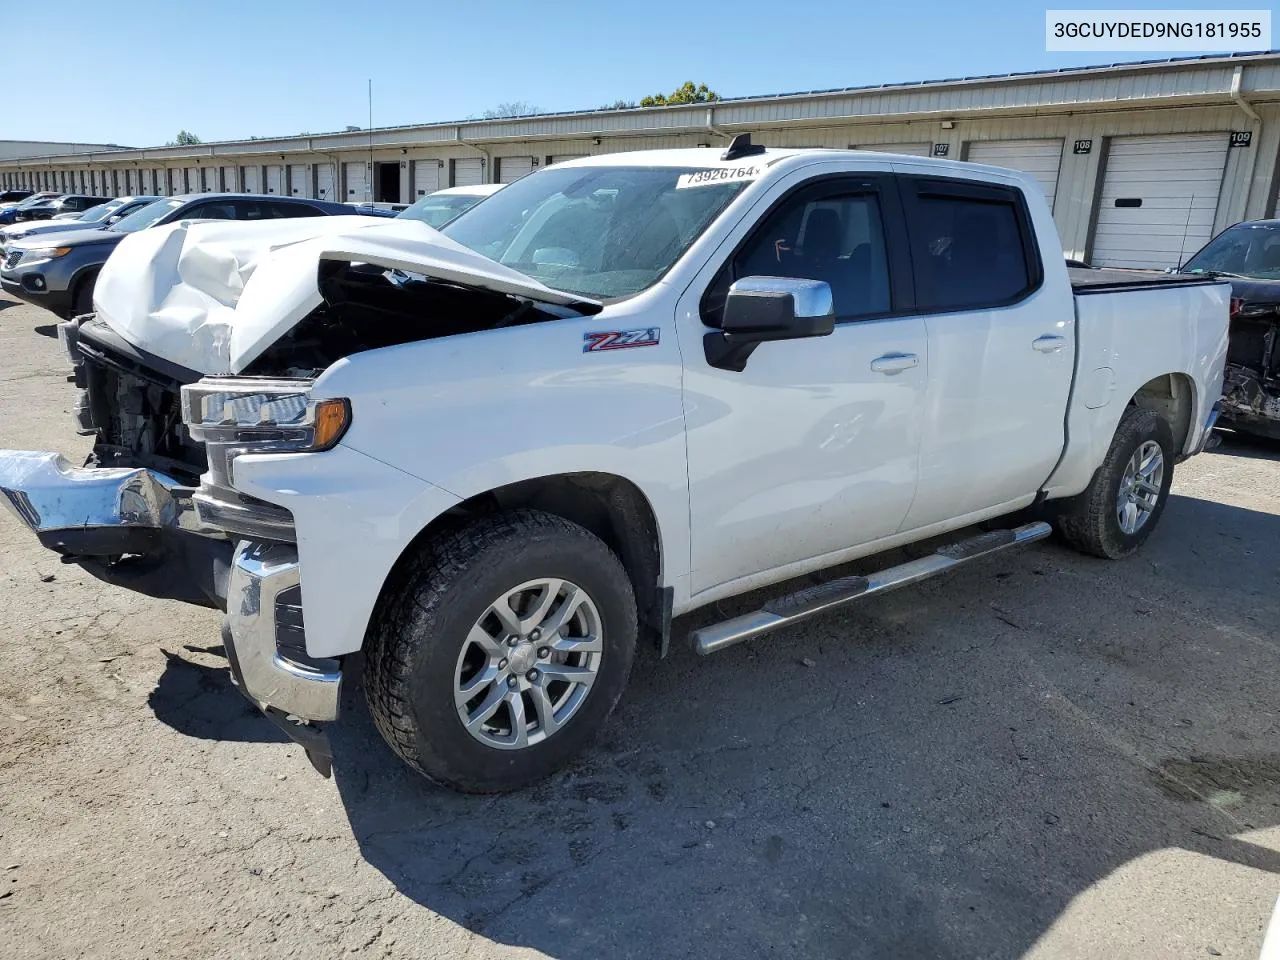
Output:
[
  {"xmin": 377, "ymin": 472, "xmax": 671, "ymax": 654},
  {"xmin": 1130, "ymin": 372, "xmax": 1197, "ymax": 458}
]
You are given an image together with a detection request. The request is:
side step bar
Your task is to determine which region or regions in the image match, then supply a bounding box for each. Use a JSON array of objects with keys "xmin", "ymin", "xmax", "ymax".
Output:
[{"xmin": 691, "ymin": 521, "xmax": 1052, "ymax": 656}]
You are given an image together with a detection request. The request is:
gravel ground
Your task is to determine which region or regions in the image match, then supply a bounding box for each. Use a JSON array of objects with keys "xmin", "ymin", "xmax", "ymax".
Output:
[{"xmin": 2, "ymin": 290, "xmax": 1279, "ymax": 959}]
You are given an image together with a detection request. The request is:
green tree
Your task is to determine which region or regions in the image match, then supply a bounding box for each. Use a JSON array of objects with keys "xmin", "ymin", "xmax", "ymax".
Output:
[
  {"xmin": 480, "ymin": 101, "xmax": 539, "ymax": 119},
  {"xmin": 168, "ymin": 130, "xmax": 202, "ymax": 146},
  {"xmin": 640, "ymin": 82, "xmax": 719, "ymax": 107}
]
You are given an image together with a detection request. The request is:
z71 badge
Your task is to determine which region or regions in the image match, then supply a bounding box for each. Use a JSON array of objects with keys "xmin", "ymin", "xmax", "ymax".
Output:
[{"xmin": 583, "ymin": 328, "xmax": 661, "ymax": 352}]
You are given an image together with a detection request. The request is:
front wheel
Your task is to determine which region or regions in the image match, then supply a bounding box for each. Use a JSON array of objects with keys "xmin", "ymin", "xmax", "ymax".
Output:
[
  {"xmin": 364, "ymin": 509, "xmax": 637, "ymax": 793},
  {"xmin": 1056, "ymin": 406, "xmax": 1175, "ymax": 559}
]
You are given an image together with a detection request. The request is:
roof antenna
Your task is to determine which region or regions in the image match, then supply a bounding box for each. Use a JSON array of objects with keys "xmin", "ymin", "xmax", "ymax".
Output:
[{"xmin": 721, "ymin": 133, "xmax": 766, "ymax": 162}]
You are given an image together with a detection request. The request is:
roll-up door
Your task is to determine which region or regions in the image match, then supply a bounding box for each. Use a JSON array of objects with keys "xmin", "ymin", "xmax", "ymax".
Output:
[
  {"xmin": 344, "ymin": 161, "xmax": 368, "ymax": 202},
  {"xmin": 965, "ymin": 139, "xmax": 1063, "ymax": 212},
  {"xmin": 288, "ymin": 164, "xmax": 308, "ymax": 197},
  {"xmin": 855, "ymin": 142, "xmax": 932, "ymax": 157},
  {"xmin": 314, "ymin": 163, "xmax": 335, "ymax": 200},
  {"xmin": 451, "ymin": 157, "xmax": 483, "ymax": 187},
  {"xmin": 265, "ymin": 165, "xmax": 283, "ymax": 195},
  {"xmin": 202, "ymin": 167, "xmax": 219, "ymax": 192},
  {"xmin": 220, "ymin": 165, "xmax": 236, "ymax": 192},
  {"xmin": 497, "ymin": 156, "xmax": 534, "ymax": 183},
  {"xmin": 122, "ymin": 170, "xmax": 133, "ymax": 194},
  {"xmin": 183, "ymin": 167, "xmax": 198, "ymax": 194},
  {"xmin": 241, "ymin": 165, "xmax": 261, "ymax": 194},
  {"xmin": 411, "ymin": 159, "xmax": 439, "ymax": 198},
  {"xmin": 1090, "ymin": 133, "xmax": 1230, "ymax": 270},
  {"xmin": 169, "ymin": 169, "xmax": 183, "ymax": 194}
]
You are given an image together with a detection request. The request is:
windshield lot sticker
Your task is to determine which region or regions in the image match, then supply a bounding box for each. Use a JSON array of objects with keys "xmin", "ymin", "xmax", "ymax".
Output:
[
  {"xmin": 583, "ymin": 328, "xmax": 661, "ymax": 352},
  {"xmin": 676, "ymin": 163, "xmax": 766, "ymax": 189}
]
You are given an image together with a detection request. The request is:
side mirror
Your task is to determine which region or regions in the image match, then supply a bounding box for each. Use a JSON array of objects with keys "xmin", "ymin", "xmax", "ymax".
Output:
[{"xmin": 704, "ymin": 276, "xmax": 835, "ymax": 371}]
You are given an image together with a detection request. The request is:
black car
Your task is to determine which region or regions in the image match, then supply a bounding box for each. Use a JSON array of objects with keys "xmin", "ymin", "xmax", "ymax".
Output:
[
  {"xmin": 1181, "ymin": 219, "xmax": 1280, "ymax": 439},
  {"xmin": 2, "ymin": 193, "xmax": 368, "ymax": 319},
  {"xmin": 0, "ymin": 189, "xmax": 34, "ymax": 204},
  {"xmin": 14, "ymin": 194, "xmax": 114, "ymax": 222}
]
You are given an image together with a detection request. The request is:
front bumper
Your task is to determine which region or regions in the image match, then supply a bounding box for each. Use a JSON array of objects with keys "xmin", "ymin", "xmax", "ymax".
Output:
[
  {"xmin": 0, "ymin": 450, "xmax": 342, "ymax": 746},
  {"xmin": 224, "ymin": 540, "xmax": 342, "ymax": 724}
]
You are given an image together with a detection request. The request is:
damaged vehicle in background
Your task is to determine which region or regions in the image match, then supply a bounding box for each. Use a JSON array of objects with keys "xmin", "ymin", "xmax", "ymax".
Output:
[
  {"xmin": 0, "ymin": 142, "xmax": 1229, "ymax": 793},
  {"xmin": 1181, "ymin": 219, "xmax": 1280, "ymax": 439}
]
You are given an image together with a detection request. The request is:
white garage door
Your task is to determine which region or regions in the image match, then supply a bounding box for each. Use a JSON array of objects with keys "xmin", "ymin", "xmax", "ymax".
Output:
[
  {"xmin": 412, "ymin": 160, "xmax": 439, "ymax": 198},
  {"xmin": 452, "ymin": 157, "xmax": 484, "ymax": 187},
  {"xmin": 855, "ymin": 142, "xmax": 932, "ymax": 157},
  {"xmin": 1091, "ymin": 133, "xmax": 1229, "ymax": 270},
  {"xmin": 344, "ymin": 162, "xmax": 368, "ymax": 202},
  {"xmin": 202, "ymin": 167, "xmax": 218, "ymax": 192},
  {"xmin": 219, "ymin": 166, "xmax": 235, "ymax": 192},
  {"xmin": 241, "ymin": 165, "xmax": 261, "ymax": 194},
  {"xmin": 183, "ymin": 167, "xmax": 198, "ymax": 194},
  {"xmin": 497, "ymin": 156, "xmax": 534, "ymax": 183},
  {"xmin": 265, "ymin": 165, "xmax": 283, "ymax": 195},
  {"xmin": 966, "ymin": 139, "xmax": 1063, "ymax": 212},
  {"xmin": 289, "ymin": 165, "xmax": 308, "ymax": 197},
  {"xmin": 314, "ymin": 163, "xmax": 335, "ymax": 200}
]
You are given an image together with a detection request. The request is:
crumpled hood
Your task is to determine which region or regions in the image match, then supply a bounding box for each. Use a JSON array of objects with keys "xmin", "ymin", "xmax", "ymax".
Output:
[{"xmin": 93, "ymin": 215, "xmax": 598, "ymax": 375}]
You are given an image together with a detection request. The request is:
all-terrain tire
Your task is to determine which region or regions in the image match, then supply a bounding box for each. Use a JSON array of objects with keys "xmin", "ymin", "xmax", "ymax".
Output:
[
  {"xmin": 1056, "ymin": 406, "xmax": 1175, "ymax": 559},
  {"xmin": 363, "ymin": 509, "xmax": 637, "ymax": 793}
]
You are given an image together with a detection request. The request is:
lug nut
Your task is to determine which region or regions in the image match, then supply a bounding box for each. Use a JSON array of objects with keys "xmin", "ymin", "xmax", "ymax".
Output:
[
  {"xmin": 498, "ymin": 658, "xmax": 508, "ymax": 670},
  {"xmin": 527, "ymin": 669, "xmax": 540, "ymax": 682},
  {"xmin": 507, "ymin": 636, "xmax": 519, "ymax": 647},
  {"xmin": 507, "ymin": 677, "xmax": 518, "ymax": 689},
  {"xmin": 537, "ymin": 647, "xmax": 549, "ymax": 659},
  {"xmin": 530, "ymin": 628, "xmax": 541, "ymax": 641}
]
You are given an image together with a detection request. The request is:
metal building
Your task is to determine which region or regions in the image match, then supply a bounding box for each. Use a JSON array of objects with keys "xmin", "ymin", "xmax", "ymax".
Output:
[{"xmin": 4, "ymin": 52, "xmax": 1280, "ymax": 268}]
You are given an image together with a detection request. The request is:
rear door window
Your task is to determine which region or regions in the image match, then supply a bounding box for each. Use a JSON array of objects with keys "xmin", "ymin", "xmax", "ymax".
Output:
[{"xmin": 900, "ymin": 179, "xmax": 1041, "ymax": 311}]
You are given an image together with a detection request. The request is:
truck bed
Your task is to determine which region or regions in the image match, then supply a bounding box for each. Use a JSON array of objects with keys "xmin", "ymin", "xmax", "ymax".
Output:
[{"xmin": 1069, "ymin": 266, "xmax": 1225, "ymax": 295}]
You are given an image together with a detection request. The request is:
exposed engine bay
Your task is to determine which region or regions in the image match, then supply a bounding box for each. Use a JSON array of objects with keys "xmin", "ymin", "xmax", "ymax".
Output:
[
  {"xmin": 243, "ymin": 263, "xmax": 576, "ymax": 377},
  {"xmin": 1222, "ymin": 303, "xmax": 1280, "ymax": 438}
]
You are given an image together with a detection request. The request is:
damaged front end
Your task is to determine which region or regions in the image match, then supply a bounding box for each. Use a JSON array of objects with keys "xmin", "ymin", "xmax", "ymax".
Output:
[
  {"xmin": 0, "ymin": 316, "xmax": 344, "ymax": 774},
  {"xmin": 1221, "ymin": 297, "xmax": 1280, "ymax": 439}
]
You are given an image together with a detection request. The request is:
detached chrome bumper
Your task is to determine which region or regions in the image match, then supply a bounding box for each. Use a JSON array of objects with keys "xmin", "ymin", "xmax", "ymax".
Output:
[
  {"xmin": 0, "ymin": 449, "xmax": 216, "ymax": 551},
  {"xmin": 224, "ymin": 541, "xmax": 341, "ymax": 724}
]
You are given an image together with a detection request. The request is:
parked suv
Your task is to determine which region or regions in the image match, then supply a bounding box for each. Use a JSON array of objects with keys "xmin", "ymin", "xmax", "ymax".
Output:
[
  {"xmin": 1, "ymin": 193, "xmax": 363, "ymax": 318},
  {"xmin": 14, "ymin": 194, "xmax": 113, "ymax": 222},
  {"xmin": 0, "ymin": 196, "xmax": 160, "ymax": 256}
]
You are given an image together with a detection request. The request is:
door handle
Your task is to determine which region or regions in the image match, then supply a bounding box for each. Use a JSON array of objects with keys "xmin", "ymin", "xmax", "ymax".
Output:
[
  {"xmin": 1032, "ymin": 335, "xmax": 1065, "ymax": 353},
  {"xmin": 869, "ymin": 352, "xmax": 920, "ymax": 374}
]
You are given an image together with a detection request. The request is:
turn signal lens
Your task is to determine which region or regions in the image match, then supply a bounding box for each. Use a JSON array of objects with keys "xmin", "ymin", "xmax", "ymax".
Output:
[
  {"xmin": 1229, "ymin": 296, "xmax": 1243, "ymax": 319},
  {"xmin": 311, "ymin": 398, "xmax": 351, "ymax": 451}
]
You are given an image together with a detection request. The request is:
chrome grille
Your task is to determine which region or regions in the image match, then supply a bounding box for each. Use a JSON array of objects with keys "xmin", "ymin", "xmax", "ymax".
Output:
[{"xmin": 3, "ymin": 249, "xmax": 22, "ymax": 270}]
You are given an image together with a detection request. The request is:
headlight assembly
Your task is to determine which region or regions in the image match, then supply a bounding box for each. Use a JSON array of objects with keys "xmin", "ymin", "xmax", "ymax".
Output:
[{"xmin": 181, "ymin": 379, "xmax": 351, "ymax": 453}]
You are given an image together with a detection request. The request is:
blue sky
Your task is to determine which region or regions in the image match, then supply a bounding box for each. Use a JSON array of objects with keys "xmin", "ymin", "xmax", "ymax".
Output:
[{"xmin": 2, "ymin": 0, "xmax": 1267, "ymax": 147}]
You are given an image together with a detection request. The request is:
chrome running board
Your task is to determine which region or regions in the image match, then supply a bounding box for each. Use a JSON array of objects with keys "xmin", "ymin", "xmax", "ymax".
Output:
[{"xmin": 691, "ymin": 521, "xmax": 1052, "ymax": 656}]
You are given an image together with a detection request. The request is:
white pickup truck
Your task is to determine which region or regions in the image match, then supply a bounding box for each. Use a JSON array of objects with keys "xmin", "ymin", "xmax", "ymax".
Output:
[{"xmin": 0, "ymin": 137, "xmax": 1229, "ymax": 792}]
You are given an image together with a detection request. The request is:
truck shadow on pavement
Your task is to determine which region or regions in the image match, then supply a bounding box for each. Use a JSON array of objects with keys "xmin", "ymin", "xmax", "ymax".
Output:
[
  {"xmin": 151, "ymin": 491, "xmax": 1280, "ymax": 959},
  {"xmin": 322, "ymin": 491, "xmax": 1280, "ymax": 959},
  {"xmin": 148, "ymin": 647, "xmax": 289, "ymax": 745}
]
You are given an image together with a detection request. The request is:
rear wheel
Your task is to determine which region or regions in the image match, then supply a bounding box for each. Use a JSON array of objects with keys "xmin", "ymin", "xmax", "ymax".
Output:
[
  {"xmin": 1056, "ymin": 406, "xmax": 1175, "ymax": 559},
  {"xmin": 364, "ymin": 509, "xmax": 637, "ymax": 793}
]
